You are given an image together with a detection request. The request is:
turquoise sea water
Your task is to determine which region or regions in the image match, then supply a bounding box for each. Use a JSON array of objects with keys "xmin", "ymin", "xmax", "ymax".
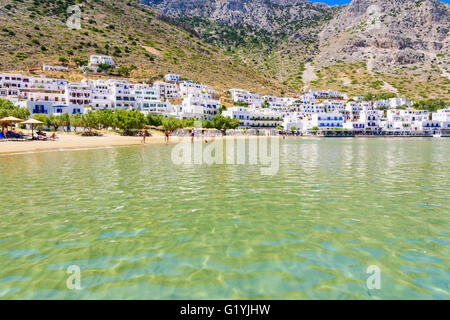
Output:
[{"xmin": 0, "ymin": 138, "xmax": 449, "ymax": 299}]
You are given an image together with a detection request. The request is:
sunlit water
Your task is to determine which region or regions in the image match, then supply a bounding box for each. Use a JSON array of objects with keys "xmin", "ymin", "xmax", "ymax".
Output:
[{"xmin": 0, "ymin": 138, "xmax": 449, "ymax": 299}]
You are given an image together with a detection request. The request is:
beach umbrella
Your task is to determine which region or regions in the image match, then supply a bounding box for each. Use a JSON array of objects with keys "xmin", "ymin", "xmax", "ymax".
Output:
[
  {"xmin": 0, "ymin": 116, "xmax": 24, "ymax": 132},
  {"xmin": 0, "ymin": 116, "xmax": 24, "ymax": 124},
  {"xmin": 20, "ymin": 119, "xmax": 43, "ymax": 137}
]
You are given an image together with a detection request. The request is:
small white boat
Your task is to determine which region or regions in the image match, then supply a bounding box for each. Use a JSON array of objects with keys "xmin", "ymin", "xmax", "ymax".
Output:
[{"xmin": 433, "ymin": 133, "xmax": 442, "ymax": 138}]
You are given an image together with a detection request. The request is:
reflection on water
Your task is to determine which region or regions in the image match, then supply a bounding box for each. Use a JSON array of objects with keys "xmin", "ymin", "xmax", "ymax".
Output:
[{"xmin": 0, "ymin": 138, "xmax": 449, "ymax": 299}]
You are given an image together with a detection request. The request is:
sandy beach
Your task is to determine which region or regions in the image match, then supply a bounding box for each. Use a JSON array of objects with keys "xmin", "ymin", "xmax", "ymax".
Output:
[
  {"xmin": 0, "ymin": 133, "xmax": 170, "ymax": 155},
  {"xmin": 0, "ymin": 132, "xmax": 275, "ymax": 155}
]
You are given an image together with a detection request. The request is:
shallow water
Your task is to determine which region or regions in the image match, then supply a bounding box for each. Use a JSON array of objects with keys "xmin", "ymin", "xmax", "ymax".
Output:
[{"xmin": 0, "ymin": 137, "xmax": 448, "ymax": 299}]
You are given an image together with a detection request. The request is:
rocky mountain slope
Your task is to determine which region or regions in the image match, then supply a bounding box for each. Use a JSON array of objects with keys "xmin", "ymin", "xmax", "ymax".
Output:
[
  {"xmin": 144, "ymin": 0, "xmax": 450, "ymax": 100},
  {"xmin": 0, "ymin": 0, "xmax": 448, "ymax": 100}
]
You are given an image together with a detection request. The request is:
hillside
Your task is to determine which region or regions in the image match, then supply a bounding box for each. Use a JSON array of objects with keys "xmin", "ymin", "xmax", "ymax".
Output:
[
  {"xmin": 0, "ymin": 0, "xmax": 287, "ymax": 95},
  {"xmin": 314, "ymin": 0, "xmax": 450, "ymax": 100},
  {"xmin": 144, "ymin": 0, "xmax": 450, "ymax": 101},
  {"xmin": 0, "ymin": 0, "xmax": 449, "ymax": 100}
]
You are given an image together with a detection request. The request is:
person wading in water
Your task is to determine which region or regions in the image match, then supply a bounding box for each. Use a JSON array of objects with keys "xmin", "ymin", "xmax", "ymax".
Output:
[{"xmin": 165, "ymin": 130, "xmax": 170, "ymax": 143}]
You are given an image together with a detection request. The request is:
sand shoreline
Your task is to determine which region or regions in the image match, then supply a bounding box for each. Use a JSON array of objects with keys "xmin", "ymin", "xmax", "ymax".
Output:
[
  {"xmin": 1, "ymin": 134, "xmax": 437, "ymax": 155},
  {"xmin": 0, "ymin": 133, "xmax": 277, "ymax": 155},
  {"xmin": 0, "ymin": 134, "xmax": 164, "ymax": 155}
]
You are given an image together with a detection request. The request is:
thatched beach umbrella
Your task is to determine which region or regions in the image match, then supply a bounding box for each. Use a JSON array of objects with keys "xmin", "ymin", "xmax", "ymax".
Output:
[
  {"xmin": 0, "ymin": 116, "xmax": 24, "ymax": 124},
  {"xmin": 0, "ymin": 116, "xmax": 24, "ymax": 132},
  {"xmin": 20, "ymin": 118, "xmax": 43, "ymax": 137}
]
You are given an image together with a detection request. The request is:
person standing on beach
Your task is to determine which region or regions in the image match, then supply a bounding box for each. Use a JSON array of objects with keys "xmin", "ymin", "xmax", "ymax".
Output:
[{"xmin": 191, "ymin": 129, "xmax": 195, "ymax": 143}]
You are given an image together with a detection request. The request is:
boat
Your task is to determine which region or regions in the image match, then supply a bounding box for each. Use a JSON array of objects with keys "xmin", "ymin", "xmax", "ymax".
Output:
[{"xmin": 433, "ymin": 132, "xmax": 442, "ymax": 138}]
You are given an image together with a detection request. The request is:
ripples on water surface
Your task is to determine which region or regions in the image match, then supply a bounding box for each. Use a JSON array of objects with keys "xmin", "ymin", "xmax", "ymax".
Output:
[{"xmin": 0, "ymin": 138, "xmax": 449, "ymax": 299}]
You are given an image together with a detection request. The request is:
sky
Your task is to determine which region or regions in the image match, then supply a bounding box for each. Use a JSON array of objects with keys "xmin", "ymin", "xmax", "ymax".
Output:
[{"xmin": 310, "ymin": 0, "xmax": 450, "ymax": 5}]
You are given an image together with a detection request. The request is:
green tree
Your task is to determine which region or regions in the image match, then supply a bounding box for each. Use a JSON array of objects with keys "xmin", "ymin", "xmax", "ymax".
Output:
[
  {"xmin": 74, "ymin": 57, "xmax": 88, "ymax": 67},
  {"xmin": 146, "ymin": 114, "xmax": 164, "ymax": 127},
  {"xmin": 211, "ymin": 115, "xmax": 239, "ymax": 130},
  {"xmin": 82, "ymin": 111, "xmax": 99, "ymax": 133},
  {"xmin": 46, "ymin": 114, "xmax": 60, "ymax": 131},
  {"xmin": 70, "ymin": 113, "xmax": 83, "ymax": 132},
  {"xmin": 162, "ymin": 117, "xmax": 182, "ymax": 131},
  {"xmin": 181, "ymin": 118, "xmax": 195, "ymax": 128},
  {"xmin": 114, "ymin": 109, "xmax": 145, "ymax": 134},
  {"xmin": 56, "ymin": 113, "xmax": 70, "ymax": 132},
  {"xmin": 202, "ymin": 119, "xmax": 213, "ymax": 129},
  {"xmin": 413, "ymin": 100, "xmax": 448, "ymax": 112},
  {"xmin": 58, "ymin": 57, "xmax": 69, "ymax": 66},
  {"xmin": 118, "ymin": 65, "xmax": 137, "ymax": 77},
  {"xmin": 97, "ymin": 109, "xmax": 114, "ymax": 129},
  {"xmin": 32, "ymin": 114, "xmax": 48, "ymax": 129},
  {"xmin": 0, "ymin": 99, "xmax": 30, "ymax": 119}
]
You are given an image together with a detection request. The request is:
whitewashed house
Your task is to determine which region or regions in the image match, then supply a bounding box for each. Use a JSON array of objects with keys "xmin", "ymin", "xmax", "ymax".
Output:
[
  {"xmin": 153, "ymin": 82, "xmax": 180, "ymax": 99},
  {"xmin": 432, "ymin": 108, "xmax": 450, "ymax": 122},
  {"xmin": 179, "ymin": 95, "xmax": 220, "ymax": 120},
  {"xmin": 303, "ymin": 113, "xmax": 344, "ymax": 131},
  {"xmin": 322, "ymin": 100, "xmax": 345, "ymax": 113},
  {"xmin": 291, "ymin": 101, "xmax": 325, "ymax": 115},
  {"xmin": 222, "ymin": 106, "xmax": 251, "ymax": 127},
  {"xmin": 84, "ymin": 79, "xmax": 112, "ymax": 110},
  {"xmin": 222, "ymin": 107, "xmax": 282, "ymax": 128},
  {"xmin": 228, "ymin": 88, "xmax": 262, "ymax": 108},
  {"xmin": 43, "ymin": 65, "xmax": 68, "ymax": 72},
  {"xmin": 65, "ymin": 82, "xmax": 92, "ymax": 108},
  {"xmin": 164, "ymin": 74, "xmax": 180, "ymax": 82},
  {"xmin": 106, "ymin": 80, "xmax": 137, "ymax": 110},
  {"xmin": 0, "ymin": 73, "xmax": 30, "ymax": 98},
  {"xmin": 388, "ymin": 98, "xmax": 413, "ymax": 108},
  {"xmin": 133, "ymin": 85, "xmax": 170, "ymax": 115},
  {"xmin": 180, "ymin": 82, "xmax": 216, "ymax": 99},
  {"xmin": 283, "ymin": 114, "xmax": 304, "ymax": 131},
  {"xmin": 17, "ymin": 100, "xmax": 83, "ymax": 116},
  {"xmin": 89, "ymin": 55, "xmax": 115, "ymax": 67},
  {"xmin": 411, "ymin": 120, "xmax": 442, "ymax": 134}
]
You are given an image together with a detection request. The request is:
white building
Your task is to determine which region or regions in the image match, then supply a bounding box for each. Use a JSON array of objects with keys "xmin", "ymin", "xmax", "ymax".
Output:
[
  {"xmin": 153, "ymin": 82, "xmax": 180, "ymax": 99},
  {"xmin": 303, "ymin": 113, "xmax": 344, "ymax": 131},
  {"xmin": 179, "ymin": 95, "xmax": 220, "ymax": 120},
  {"xmin": 345, "ymin": 110, "xmax": 380, "ymax": 132},
  {"xmin": 85, "ymin": 79, "xmax": 112, "ymax": 110},
  {"xmin": 432, "ymin": 108, "xmax": 450, "ymax": 122},
  {"xmin": 387, "ymin": 109, "xmax": 429, "ymax": 123},
  {"xmin": 106, "ymin": 80, "xmax": 137, "ymax": 110},
  {"xmin": 322, "ymin": 100, "xmax": 345, "ymax": 113},
  {"xmin": 43, "ymin": 65, "xmax": 68, "ymax": 72},
  {"xmin": 133, "ymin": 85, "xmax": 170, "ymax": 115},
  {"xmin": 411, "ymin": 120, "xmax": 442, "ymax": 134},
  {"xmin": 180, "ymin": 82, "xmax": 216, "ymax": 99},
  {"xmin": 222, "ymin": 106, "xmax": 282, "ymax": 128},
  {"xmin": 291, "ymin": 101, "xmax": 325, "ymax": 115},
  {"xmin": 164, "ymin": 74, "xmax": 180, "ymax": 82},
  {"xmin": 0, "ymin": 73, "xmax": 30, "ymax": 97},
  {"xmin": 345, "ymin": 102, "xmax": 361, "ymax": 120},
  {"xmin": 228, "ymin": 88, "xmax": 262, "ymax": 108},
  {"xmin": 17, "ymin": 100, "xmax": 83, "ymax": 116},
  {"xmin": 263, "ymin": 95, "xmax": 287, "ymax": 109},
  {"xmin": 388, "ymin": 98, "xmax": 413, "ymax": 108},
  {"xmin": 65, "ymin": 82, "xmax": 92, "ymax": 107},
  {"xmin": 283, "ymin": 114, "xmax": 304, "ymax": 131},
  {"xmin": 307, "ymin": 89, "xmax": 345, "ymax": 100},
  {"xmin": 89, "ymin": 55, "xmax": 115, "ymax": 67}
]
